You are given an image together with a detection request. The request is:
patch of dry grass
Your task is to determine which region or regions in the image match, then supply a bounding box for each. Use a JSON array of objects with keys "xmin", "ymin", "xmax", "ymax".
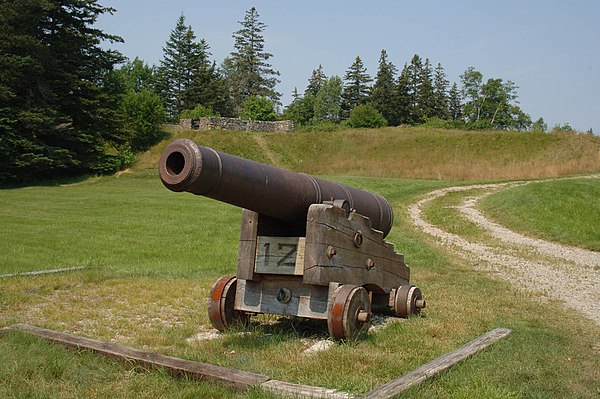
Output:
[
  {"xmin": 267, "ymin": 127, "xmax": 600, "ymax": 180},
  {"xmin": 136, "ymin": 127, "xmax": 600, "ymax": 181},
  {"xmin": 1, "ymin": 274, "xmax": 206, "ymax": 349}
]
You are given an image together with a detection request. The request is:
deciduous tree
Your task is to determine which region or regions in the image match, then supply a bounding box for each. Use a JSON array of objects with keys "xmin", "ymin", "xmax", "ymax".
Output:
[
  {"xmin": 121, "ymin": 89, "xmax": 166, "ymax": 152},
  {"xmin": 283, "ymin": 95, "xmax": 315, "ymax": 126},
  {"xmin": 314, "ymin": 76, "xmax": 343, "ymax": 123},
  {"xmin": 460, "ymin": 66, "xmax": 484, "ymax": 124},
  {"xmin": 346, "ymin": 105, "xmax": 387, "ymax": 128},
  {"xmin": 460, "ymin": 67, "xmax": 531, "ymax": 130},
  {"xmin": 114, "ymin": 58, "xmax": 166, "ymax": 153},
  {"xmin": 240, "ymin": 96, "xmax": 277, "ymax": 121},
  {"xmin": 531, "ymin": 117, "xmax": 547, "ymax": 132},
  {"xmin": 115, "ymin": 57, "xmax": 156, "ymax": 93}
]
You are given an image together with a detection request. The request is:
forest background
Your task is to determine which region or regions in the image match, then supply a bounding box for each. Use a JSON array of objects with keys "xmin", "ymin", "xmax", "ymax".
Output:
[{"xmin": 1, "ymin": 1, "xmax": 597, "ymax": 183}]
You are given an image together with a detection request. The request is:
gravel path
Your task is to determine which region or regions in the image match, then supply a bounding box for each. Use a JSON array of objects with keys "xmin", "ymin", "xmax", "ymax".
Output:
[{"xmin": 408, "ymin": 177, "xmax": 600, "ymax": 326}]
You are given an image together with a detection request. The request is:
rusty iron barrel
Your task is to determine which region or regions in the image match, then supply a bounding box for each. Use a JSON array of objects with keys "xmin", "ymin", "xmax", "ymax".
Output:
[{"xmin": 159, "ymin": 139, "xmax": 394, "ymax": 237}]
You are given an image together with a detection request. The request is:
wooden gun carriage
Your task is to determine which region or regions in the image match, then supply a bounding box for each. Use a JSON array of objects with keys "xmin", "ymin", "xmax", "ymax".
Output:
[{"xmin": 159, "ymin": 139, "xmax": 425, "ymax": 340}]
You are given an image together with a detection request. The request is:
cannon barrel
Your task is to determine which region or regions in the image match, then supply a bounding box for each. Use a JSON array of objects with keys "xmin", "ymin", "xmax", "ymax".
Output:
[{"xmin": 159, "ymin": 139, "xmax": 394, "ymax": 237}]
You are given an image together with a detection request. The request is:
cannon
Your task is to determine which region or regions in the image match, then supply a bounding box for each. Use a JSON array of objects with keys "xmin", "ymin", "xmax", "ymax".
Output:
[{"xmin": 159, "ymin": 138, "xmax": 425, "ymax": 340}]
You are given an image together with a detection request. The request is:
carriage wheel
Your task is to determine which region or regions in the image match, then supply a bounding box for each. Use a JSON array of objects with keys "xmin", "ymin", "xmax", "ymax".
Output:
[
  {"xmin": 328, "ymin": 285, "xmax": 372, "ymax": 341},
  {"xmin": 208, "ymin": 275, "xmax": 249, "ymax": 331},
  {"xmin": 394, "ymin": 285, "xmax": 425, "ymax": 318}
]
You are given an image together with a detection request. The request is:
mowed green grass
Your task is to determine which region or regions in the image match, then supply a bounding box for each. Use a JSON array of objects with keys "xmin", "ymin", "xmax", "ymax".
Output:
[
  {"xmin": 479, "ymin": 178, "xmax": 600, "ymax": 252},
  {"xmin": 1, "ymin": 173, "xmax": 599, "ymax": 398},
  {"xmin": 0, "ymin": 171, "xmax": 240, "ymax": 276}
]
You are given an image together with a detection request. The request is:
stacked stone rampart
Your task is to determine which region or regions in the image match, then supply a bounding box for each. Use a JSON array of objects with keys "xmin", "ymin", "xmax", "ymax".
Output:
[{"xmin": 178, "ymin": 117, "xmax": 293, "ymax": 132}]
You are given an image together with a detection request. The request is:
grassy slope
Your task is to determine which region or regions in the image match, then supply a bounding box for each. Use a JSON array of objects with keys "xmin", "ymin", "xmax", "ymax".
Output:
[
  {"xmin": 479, "ymin": 178, "xmax": 600, "ymax": 252},
  {"xmin": 136, "ymin": 127, "xmax": 600, "ymax": 180},
  {"xmin": 2, "ymin": 128, "xmax": 600, "ymax": 398},
  {"xmin": 266, "ymin": 128, "xmax": 600, "ymax": 180}
]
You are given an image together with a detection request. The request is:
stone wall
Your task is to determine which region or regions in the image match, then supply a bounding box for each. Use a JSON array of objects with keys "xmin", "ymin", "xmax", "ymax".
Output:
[{"xmin": 179, "ymin": 117, "xmax": 293, "ymax": 132}]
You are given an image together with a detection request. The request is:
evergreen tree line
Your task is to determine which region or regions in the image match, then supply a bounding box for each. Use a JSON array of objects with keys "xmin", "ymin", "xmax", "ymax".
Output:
[
  {"xmin": 1, "ymin": 0, "xmax": 128, "ymax": 183},
  {"xmin": 0, "ymin": 3, "xmax": 280, "ymax": 183},
  {"xmin": 1, "ymin": 2, "xmax": 561, "ymax": 184},
  {"xmin": 284, "ymin": 51, "xmax": 541, "ymax": 131},
  {"xmin": 152, "ymin": 8, "xmax": 280, "ymax": 120},
  {"xmin": 115, "ymin": 8, "xmax": 540, "ymax": 132}
]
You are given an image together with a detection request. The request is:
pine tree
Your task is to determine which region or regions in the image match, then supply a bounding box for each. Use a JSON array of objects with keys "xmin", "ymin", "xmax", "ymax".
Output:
[
  {"xmin": 394, "ymin": 65, "xmax": 412, "ymax": 125},
  {"xmin": 448, "ymin": 82, "xmax": 462, "ymax": 121},
  {"xmin": 156, "ymin": 15, "xmax": 213, "ymax": 119},
  {"xmin": 432, "ymin": 63, "xmax": 450, "ymax": 119},
  {"xmin": 418, "ymin": 58, "xmax": 434, "ymax": 121},
  {"xmin": 185, "ymin": 62, "xmax": 234, "ymax": 117},
  {"xmin": 305, "ymin": 65, "xmax": 327, "ymax": 97},
  {"xmin": 0, "ymin": 0, "xmax": 126, "ymax": 182},
  {"xmin": 370, "ymin": 50, "xmax": 397, "ymax": 126},
  {"xmin": 224, "ymin": 7, "xmax": 281, "ymax": 111},
  {"xmin": 402, "ymin": 55, "xmax": 423, "ymax": 124},
  {"xmin": 341, "ymin": 56, "xmax": 372, "ymax": 119}
]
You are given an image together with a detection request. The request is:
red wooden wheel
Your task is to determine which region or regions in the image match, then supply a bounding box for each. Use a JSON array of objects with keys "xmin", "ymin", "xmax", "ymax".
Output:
[
  {"xmin": 394, "ymin": 285, "xmax": 425, "ymax": 318},
  {"xmin": 208, "ymin": 275, "xmax": 249, "ymax": 331},
  {"xmin": 328, "ymin": 284, "xmax": 371, "ymax": 341}
]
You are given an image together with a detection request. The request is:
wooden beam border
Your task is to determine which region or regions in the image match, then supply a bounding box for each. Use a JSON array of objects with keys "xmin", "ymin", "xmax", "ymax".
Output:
[
  {"xmin": 0, "ymin": 266, "xmax": 87, "ymax": 278},
  {"xmin": 6, "ymin": 323, "xmax": 268, "ymax": 391},
  {"xmin": 361, "ymin": 327, "xmax": 513, "ymax": 398},
  {"xmin": 2, "ymin": 324, "xmax": 511, "ymax": 399}
]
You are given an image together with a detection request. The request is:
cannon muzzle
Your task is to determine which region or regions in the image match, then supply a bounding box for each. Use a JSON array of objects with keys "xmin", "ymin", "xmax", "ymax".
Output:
[{"xmin": 159, "ymin": 139, "xmax": 393, "ymax": 237}]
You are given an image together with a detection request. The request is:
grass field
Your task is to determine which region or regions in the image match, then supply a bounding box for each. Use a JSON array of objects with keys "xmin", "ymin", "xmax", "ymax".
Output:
[
  {"xmin": 479, "ymin": 178, "xmax": 600, "ymax": 252},
  {"xmin": 1, "ymin": 128, "xmax": 600, "ymax": 398}
]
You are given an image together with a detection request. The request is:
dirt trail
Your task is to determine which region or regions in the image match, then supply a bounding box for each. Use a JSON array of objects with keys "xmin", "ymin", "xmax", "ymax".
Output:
[
  {"xmin": 253, "ymin": 135, "xmax": 281, "ymax": 167},
  {"xmin": 408, "ymin": 177, "xmax": 600, "ymax": 326}
]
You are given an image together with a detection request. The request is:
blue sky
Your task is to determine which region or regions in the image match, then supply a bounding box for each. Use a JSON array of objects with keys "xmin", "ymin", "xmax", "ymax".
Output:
[{"xmin": 96, "ymin": 1, "xmax": 600, "ymax": 132}]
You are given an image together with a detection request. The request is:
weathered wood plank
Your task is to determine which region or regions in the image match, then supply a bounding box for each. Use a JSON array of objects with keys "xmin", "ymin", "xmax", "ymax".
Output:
[
  {"xmin": 303, "ymin": 204, "xmax": 410, "ymax": 292},
  {"xmin": 237, "ymin": 209, "xmax": 259, "ymax": 280},
  {"xmin": 3, "ymin": 324, "xmax": 511, "ymax": 399},
  {"xmin": 255, "ymin": 236, "xmax": 305, "ymax": 275},
  {"xmin": 0, "ymin": 266, "xmax": 87, "ymax": 278},
  {"xmin": 361, "ymin": 328, "xmax": 512, "ymax": 399},
  {"xmin": 8, "ymin": 323, "xmax": 269, "ymax": 391},
  {"xmin": 235, "ymin": 276, "xmax": 329, "ymax": 319},
  {"xmin": 261, "ymin": 379, "xmax": 355, "ymax": 398}
]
